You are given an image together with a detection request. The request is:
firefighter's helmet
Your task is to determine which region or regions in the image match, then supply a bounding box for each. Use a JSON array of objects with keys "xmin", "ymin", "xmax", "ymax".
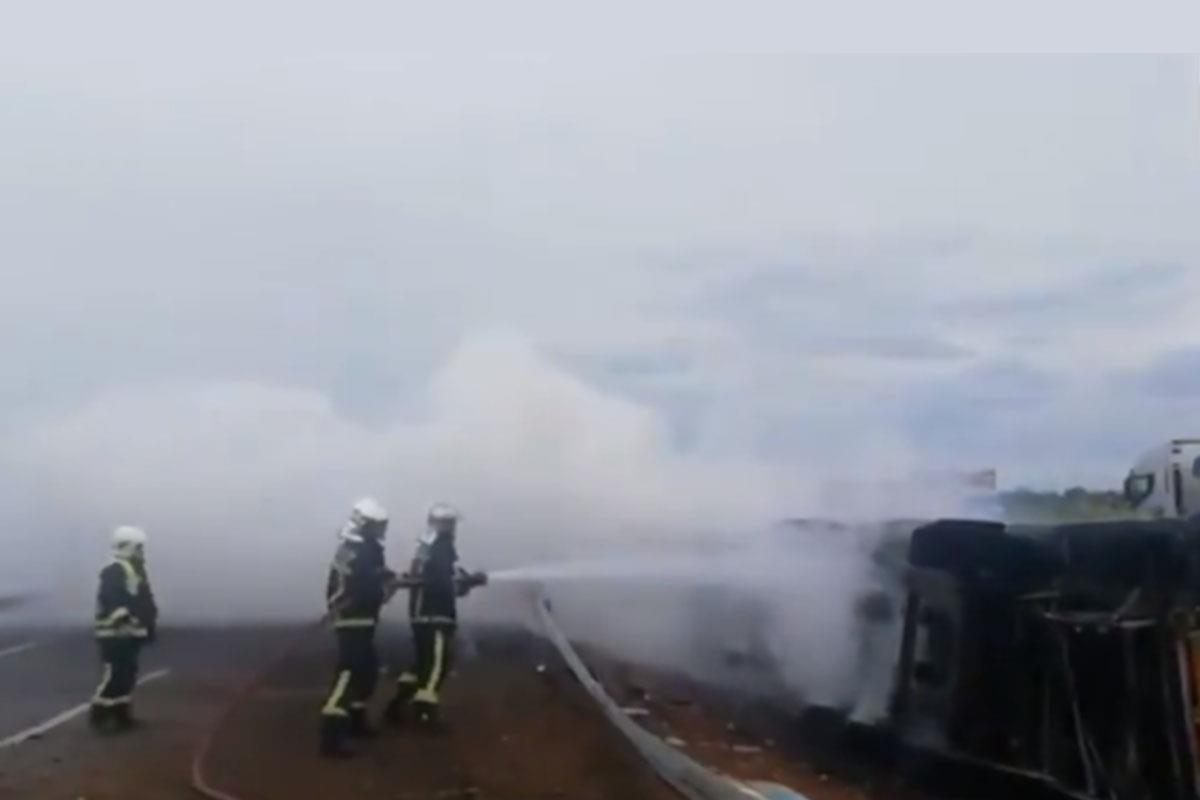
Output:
[
  {"xmin": 111, "ymin": 526, "xmax": 147, "ymax": 558},
  {"xmin": 352, "ymin": 497, "xmax": 388, "ymax": 523},
  {"xmin": 427, "ymin": 503, "xmax": 459, "ymax": 534},
  {"xmin": 342, "ymin": 497, "xmax": 389, "ymax": 541}
]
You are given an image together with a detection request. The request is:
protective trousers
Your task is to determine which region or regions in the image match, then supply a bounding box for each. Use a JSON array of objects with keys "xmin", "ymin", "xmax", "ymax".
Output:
[
  {"xmin": 392, "ymin": 626, "xmax": 420, "ymax": 702},
  {"xmin": 320, "ymin": 626, "xmax": 378, "ymax": 750},
  {"xmin": 411, "ymin": 623, "xmax": 454, "ymax": 718},
  {"xmin": 92, "ymin": 638, "xmax": 141, "ymax": 725}
]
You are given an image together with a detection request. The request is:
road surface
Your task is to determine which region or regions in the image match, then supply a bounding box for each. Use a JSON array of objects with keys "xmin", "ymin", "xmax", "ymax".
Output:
[
  {"xmin": 0, "ymin": 626, "xmax": 296, "ymax": 798},
  {"xmin": 0, "ymin": 618, "xmax": 951, "ymax": 800},
  {"xmin": 0, "ymin": 624, "xmax": 681, "ymax": 799}
]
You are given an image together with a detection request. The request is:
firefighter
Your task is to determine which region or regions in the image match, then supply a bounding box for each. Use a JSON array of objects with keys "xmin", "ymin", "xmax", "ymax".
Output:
[
  {"xmin": 319, "ymin": 497, "xmax": 397, "ymax": 757},
  {"xmin": 384, "ymin": 503, "xmax": 486, "ymax": 730},
  {"xmin": 91, "ymin": 525, "xmax": 158, "ymax": 733}
]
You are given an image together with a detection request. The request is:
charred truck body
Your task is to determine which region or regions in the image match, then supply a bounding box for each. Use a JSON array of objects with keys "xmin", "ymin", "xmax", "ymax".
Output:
[{"xmin": 892, "ymin": 518, "xmax": 1200, "ymax": 800}]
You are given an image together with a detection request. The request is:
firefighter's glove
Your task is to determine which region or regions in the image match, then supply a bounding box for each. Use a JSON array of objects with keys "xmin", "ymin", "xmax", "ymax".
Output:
[{"xmin": 455, "ymin": 569, "xmax": 488, "ymax": 598}]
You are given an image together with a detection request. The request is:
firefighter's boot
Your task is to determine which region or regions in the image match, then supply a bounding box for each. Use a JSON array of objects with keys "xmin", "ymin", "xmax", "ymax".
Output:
[
  {"xmin": 348, "ymin": 708, "xmax": 378, "ymax": 739},
  {"xmin": 113, "ymin": 704, "xmax": 140, "ymax": 732},
  {"xmin": 383, "ymin": 697, "xmax": 406, "ymax": 726},
  {"xmin": 412, "ymin": 701, "xmax": 448, "ymax": 735},
  {"xmin": 319, "ymin": 717, "xmax": 354, "ymax": 758},
  {"xmin": 88, "ymin": 705, "xmax": 111, "ymax": 732},
  {"xmin": 384, "ymin": 674, "xmax": 417, "ymax": 726}
]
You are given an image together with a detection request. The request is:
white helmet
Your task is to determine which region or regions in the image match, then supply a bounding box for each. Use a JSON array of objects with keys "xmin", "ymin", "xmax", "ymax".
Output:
[
  {"xmin": 111, "ymin": 526, "xmax": 147, "ymax": 558},
  {"xmin": 340, "ymin": 497, "xmax": 389, "ymax": 542},
  {"xmin": 427, "ymin": 503, "xmax": 459, "ymax": 532},
  {"xmin": 351, "ymin": 497, "xmax": 388, "ymax": 524}
]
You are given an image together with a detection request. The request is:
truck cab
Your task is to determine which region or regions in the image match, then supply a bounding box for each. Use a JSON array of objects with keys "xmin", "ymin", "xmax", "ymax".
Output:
[{"xmin": 1125, "ymin": 439, "xmax": 1200, "ymax": 519}]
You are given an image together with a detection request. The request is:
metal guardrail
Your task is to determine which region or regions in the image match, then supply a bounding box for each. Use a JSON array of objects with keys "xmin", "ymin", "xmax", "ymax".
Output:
[{"xmin": 535, "ymin": 594, "xmax": 809, "ymax": 800}]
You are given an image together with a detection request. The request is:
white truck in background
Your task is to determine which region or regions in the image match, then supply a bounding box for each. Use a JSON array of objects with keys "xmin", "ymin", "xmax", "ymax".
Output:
[{"xmin": 1124, "ymin": 439, "xmax": 1200, "ymax": 518}]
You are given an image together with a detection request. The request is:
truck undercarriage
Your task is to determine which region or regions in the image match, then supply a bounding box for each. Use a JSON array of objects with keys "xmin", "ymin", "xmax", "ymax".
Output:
[{"xmin": 893, "ymin": 519, "xmax": 1200, "ymax": 800}]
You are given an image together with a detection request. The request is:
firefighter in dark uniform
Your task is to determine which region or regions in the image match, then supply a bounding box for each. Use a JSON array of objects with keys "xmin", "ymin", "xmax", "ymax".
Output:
[
  {"xmin": 384, "ymin": 503, "xmax": 486, "ymax": 729},
  {"xmin": 91, "ymin": 525, "xmax": 158, "ymax": 733},
  {"xmin": 319, "ymin": 497, "xmax": 397, "ymax": 757}
]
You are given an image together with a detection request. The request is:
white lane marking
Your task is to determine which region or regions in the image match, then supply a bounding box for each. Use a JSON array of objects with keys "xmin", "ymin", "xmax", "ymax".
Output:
[
  {"xmin": 0, "ymin": 641, "xmax": 39, "ymax": 661},
  {"xmin": 0, "ymin": 668, "xmax": 171, "ymax": 750}
]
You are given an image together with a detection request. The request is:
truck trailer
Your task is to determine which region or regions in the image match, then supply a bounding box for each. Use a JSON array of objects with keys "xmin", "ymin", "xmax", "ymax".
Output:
[{"xmin": 892, "ymin": 518, "xmax": 1200, "ymax": 800}]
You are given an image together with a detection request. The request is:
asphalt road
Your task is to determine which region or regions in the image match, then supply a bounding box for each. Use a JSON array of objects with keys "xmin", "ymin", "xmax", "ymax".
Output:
[
  {"xmin": 0, "ymin": 625, "xmax": 298, "ymax": 798},
  {"xmin": 0, "ymin": 623, "xmax": 681, "ymax": 800},
  {"xmin": 0, "ymin": 616, "xmax": 908, "ymax": 800},
  {"xmin": 0, "ymin": 629, "xmax": 167, "ymax": 743}
]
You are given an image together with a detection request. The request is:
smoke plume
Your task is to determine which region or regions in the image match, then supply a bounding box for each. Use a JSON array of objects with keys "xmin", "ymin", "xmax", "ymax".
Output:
[{"xmin": 0, "ymin": 332, "xmax": 954, "ymax": 714}]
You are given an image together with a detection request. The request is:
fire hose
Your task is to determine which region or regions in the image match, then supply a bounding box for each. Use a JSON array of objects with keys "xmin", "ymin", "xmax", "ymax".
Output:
[
  {"xmin": 189, "ymin": 616, "xmax": 327, "ymax": 800},
  {"xmin": 533, "ymin": 591, "xmax": 809, "ymax": 800},
  {"xmin": 189, "ymin": 576, "xmax": 802, "ymax": 800},
  {"xmin": 189, "ymin": 571, "xmax": 483, "ymax": 800}
]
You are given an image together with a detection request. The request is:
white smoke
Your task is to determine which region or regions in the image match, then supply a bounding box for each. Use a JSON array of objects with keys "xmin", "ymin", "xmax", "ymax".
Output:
[
  {"xmin": 0, "ymin": 332, "xmax": 944, "ymax": 714},
  {"xmin": 515, "ymin": 519, "xmax": 909, "ymax": 718},
  {"xmin": 0, "ymin": 333, "xmax": 787, "ymax": 618}
]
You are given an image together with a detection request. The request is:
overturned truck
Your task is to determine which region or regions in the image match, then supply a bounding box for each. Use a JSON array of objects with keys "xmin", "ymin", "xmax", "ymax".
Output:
[{"xmin": 893, "ymin": 518, "xmax": 1200, "ymax": 800}]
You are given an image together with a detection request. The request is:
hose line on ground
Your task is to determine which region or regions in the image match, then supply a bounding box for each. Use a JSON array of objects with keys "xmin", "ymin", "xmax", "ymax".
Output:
[{"xmin": 190, "ymin": 618, "xmax": 329, "ymax": 800}]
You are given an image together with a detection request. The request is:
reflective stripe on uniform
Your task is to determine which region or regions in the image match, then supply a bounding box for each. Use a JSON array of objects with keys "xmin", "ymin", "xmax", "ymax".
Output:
[
  {"xmin": 413, "ymin": 629, "xmax": 445, "ymax": 705},
  {"xmin": 326, "ymin": 544, "xmax": 353, "ymax": 612},
  {"xmin": 95, "ymin": 627, "xmax": 148, "ymax": 639},
  {"xmin": 97, "ymin": 607, "xmax": 132, "ymax": 626},
  {"xmin": 92, "ymin": 664, "xmax": 113, "ymax": 703},
  {"xmin": 411, "ymin": 616, "xmax": 455, "ymax": 625},
  {"xmin": 322, "ymin": 670, "xmax": 352, "ymax": 717},
  {"xmin": 113, "ymin": 558, "xmax": 142, "ymax": 596},
  {"xmin": 327, "ymin": 570, "xmax": 346, "ymax": 611},
  {"xmin": 332, "ymin": 618, "xmax": 376, "ymax": 629},
  {"xmin": 395, "ymin": 671, "xmax": 418, "ymax": 686},
  {"xmin": 92, "ymin": 695, "xmax": 132, "ymax": 707},
  {"xmin": 95, "ymin": 559, "xmax": 144, "ymax": 636}
]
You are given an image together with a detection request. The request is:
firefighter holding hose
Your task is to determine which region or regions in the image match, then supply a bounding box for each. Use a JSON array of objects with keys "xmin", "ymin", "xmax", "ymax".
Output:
[
  {"xmin": 319, "ymin": 497, "xmax": 398, "ymax": 757},
  {"xmin": 384, "ymin": 503, "xmax": 486, "ymax": 730}
]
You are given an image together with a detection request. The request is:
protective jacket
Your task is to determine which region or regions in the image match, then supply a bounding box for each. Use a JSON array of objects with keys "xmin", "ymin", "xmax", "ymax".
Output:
[
  {"xmin": 326, "ymin": 536, "xmax": 393, "ymax": 628},
  {"xmin": 95, "ymin": 557, "xmax": 158, "ymax": 639},
  {"xmin": 408, "ymin": 533, "xmax": 461, "ymax": 626}
]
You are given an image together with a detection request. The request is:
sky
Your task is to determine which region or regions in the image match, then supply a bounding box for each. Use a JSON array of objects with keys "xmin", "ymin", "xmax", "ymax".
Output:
[{"xmin": 1, "ymin": 9, "xmax": 1199, "ymax": 615}]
